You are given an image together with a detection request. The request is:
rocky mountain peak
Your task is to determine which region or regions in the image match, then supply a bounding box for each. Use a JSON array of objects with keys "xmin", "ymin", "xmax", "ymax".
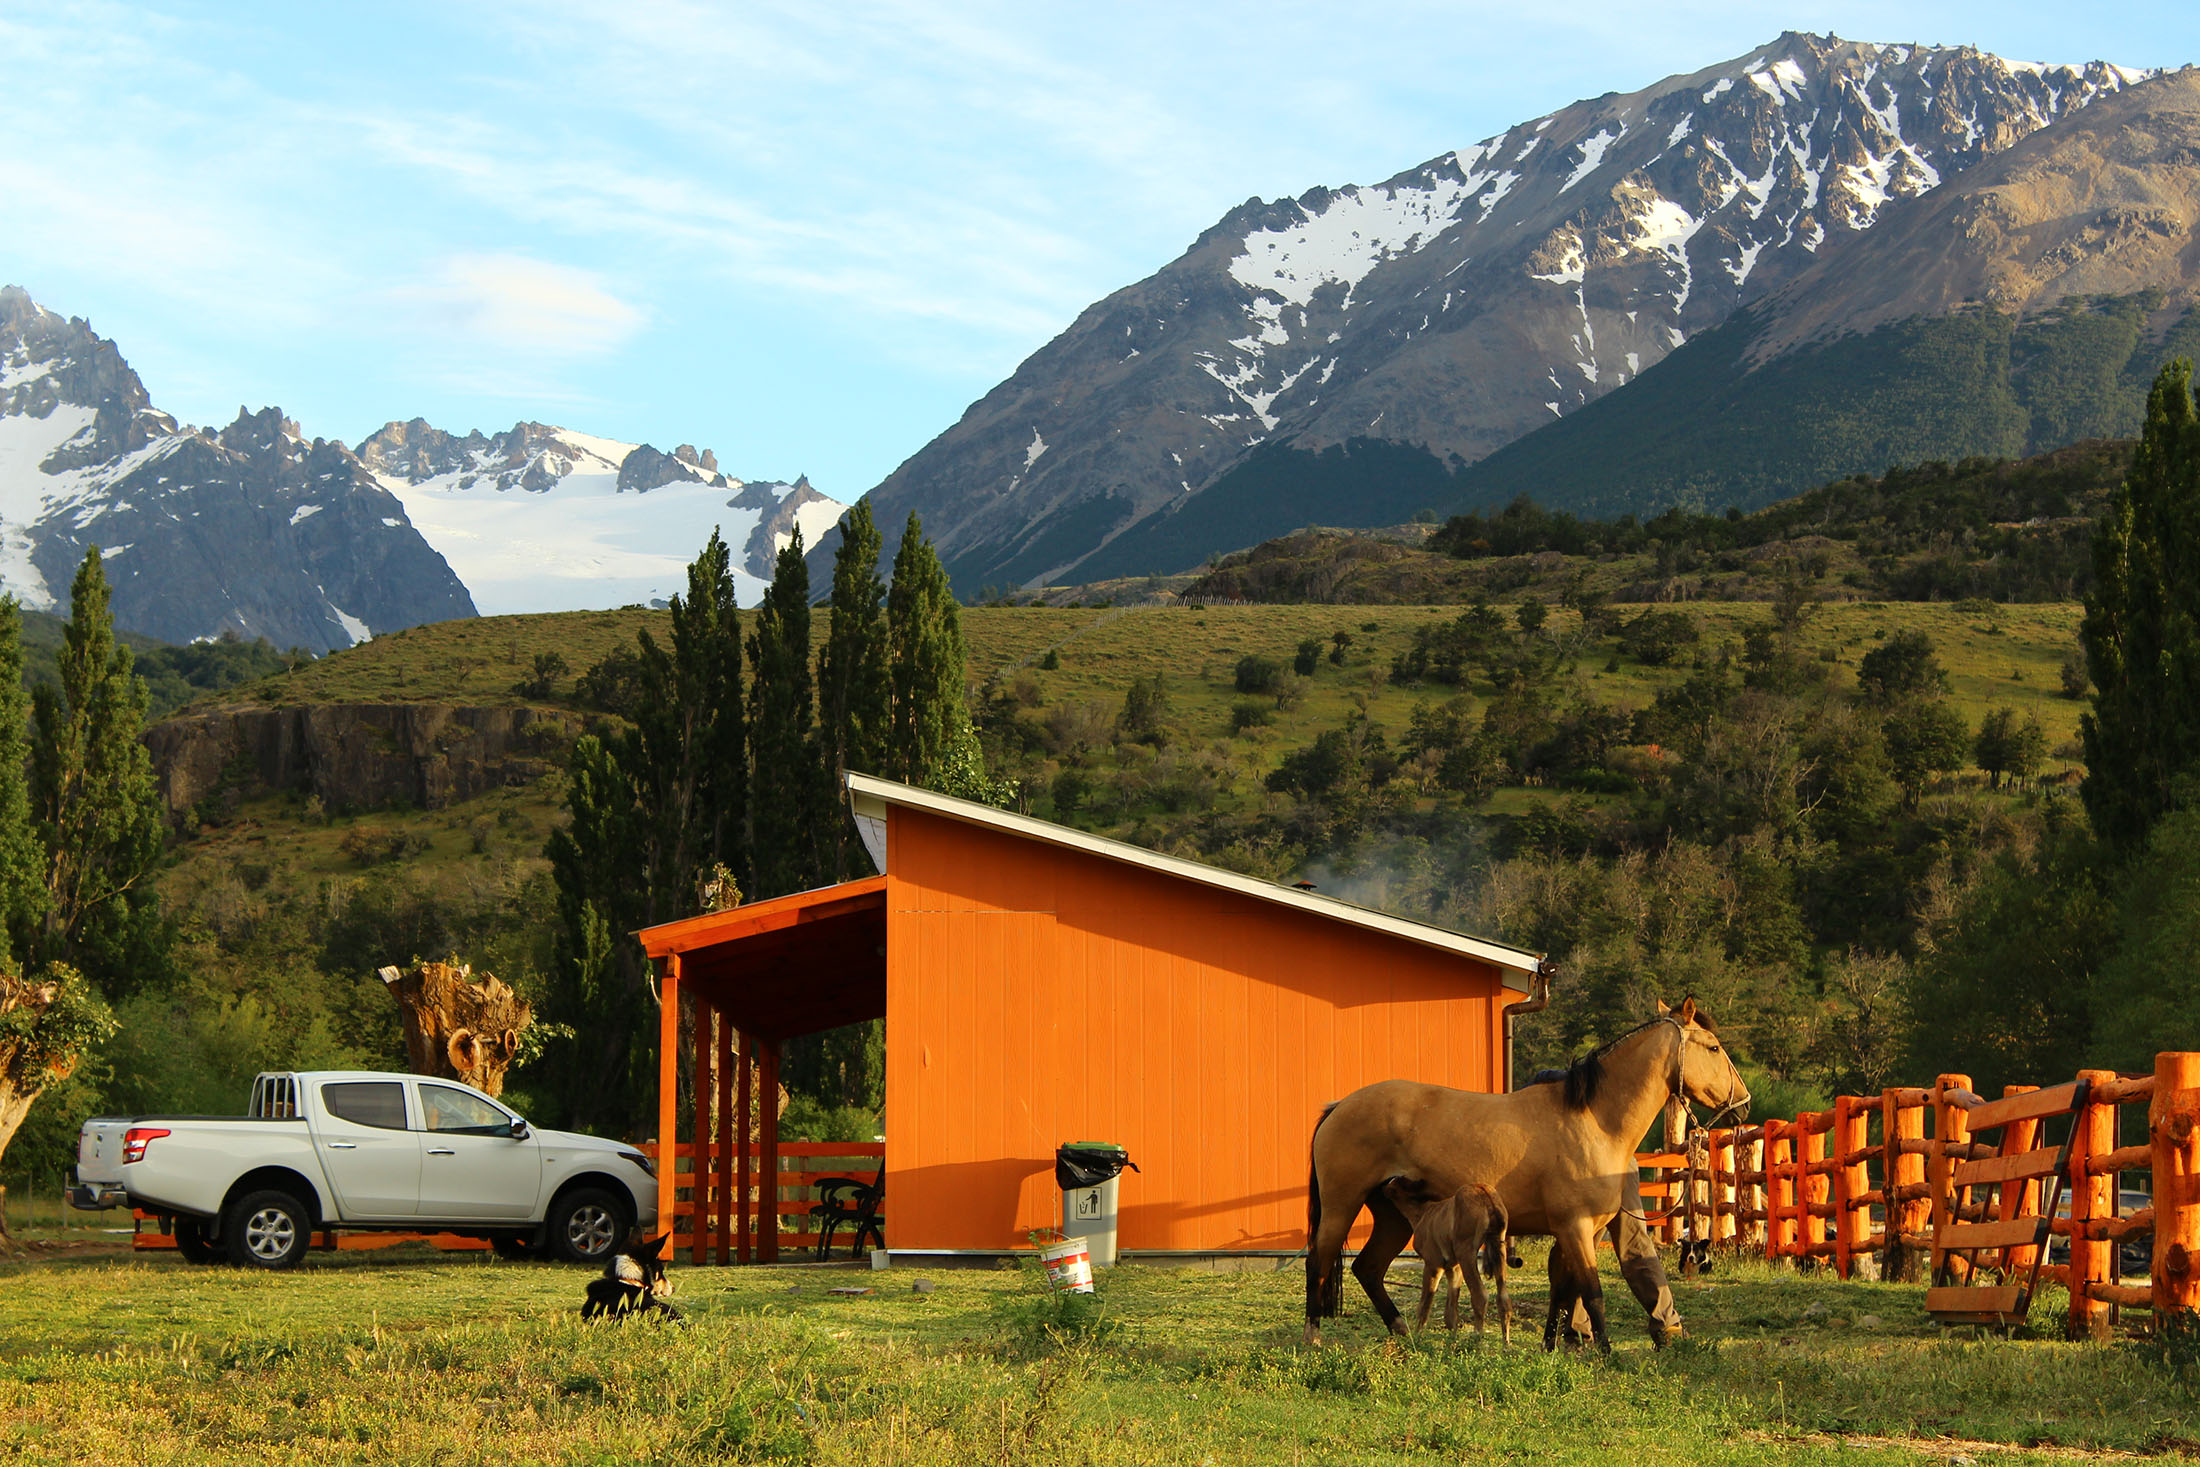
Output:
[{"xmin": 845, "ymin": 34, "xmax": 2154, "ymax": 592}]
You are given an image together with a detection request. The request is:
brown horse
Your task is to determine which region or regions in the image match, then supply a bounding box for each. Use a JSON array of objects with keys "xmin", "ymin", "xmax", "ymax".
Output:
[
  {"xmin": 1382, "ymin": 1175, "xmax": 1510, "ymax": 1342},
  {"xmin": 1304, "ymin": 998, "xmax": 1747, "ymax": 1350}
]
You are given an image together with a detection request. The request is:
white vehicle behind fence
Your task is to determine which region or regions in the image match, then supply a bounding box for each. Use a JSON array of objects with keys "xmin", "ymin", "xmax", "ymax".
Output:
[{"xmin": 71, "ymin": 1071, "xmax": 658, "ymax": 1269}]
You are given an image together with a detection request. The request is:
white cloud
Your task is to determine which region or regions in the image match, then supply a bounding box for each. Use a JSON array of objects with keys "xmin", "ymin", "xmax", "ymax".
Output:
[{"xmin": 390, "ymin": 255, "xmax": 645, "ymax": 357}]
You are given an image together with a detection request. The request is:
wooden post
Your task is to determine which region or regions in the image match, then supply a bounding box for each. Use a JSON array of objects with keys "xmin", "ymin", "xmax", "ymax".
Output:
[
  {"xmin": 714, "ymin": 1017, "xmax": 733, "ymax": 1266},
  {"xmin": 1884, "ymin": 1088, "xmax": 1928, "ymax": 1283},
  {"xmin": 1765, "ymin": 1119, "xmax": 1794, "ymax": 1263},
  {"xmin": 2153, "ymin": 1051, "xmax": 2200, "ymax": 1322},
  {"xmin": 1741, "ymin": 1130, "xmax": 1766, "ymax": 1252},
  {"xmin": 1994, "ymin": 1084, "xmax": 2041, "ymax": 1282},
  {"xmin": 1929, "ymin": 1074, "xmax": 1972, "ymax": 1285},
  {"xmin": 2069, "ymin": 1069, "xmax": 2117, "ymax": 1341},
  {"xmin": 1833, "ymin": 1097, "xmax": 1869, "ymax": 1279},
  {"xmin": 1710, "ymin": 1130, "xmax": 1736, "ymax": 1249},
  {"xmin": 655, "ymin": 954, "xmax": 680, "ymax": 1241},
  {"xmin": 1800, "ymin": 1112, "xmax": 1829, "ymax": 1265},
  {"xmin": 691, "ymin": 1001, "xmax": 715, "ymax": 1266},
  {"xmin": 759, "ymin": 1038, "xmax": 782, "ymax": 1264},
  {"xmin": 735, "ymin": 1032, "xmax": 753, "ymax": 1264}
]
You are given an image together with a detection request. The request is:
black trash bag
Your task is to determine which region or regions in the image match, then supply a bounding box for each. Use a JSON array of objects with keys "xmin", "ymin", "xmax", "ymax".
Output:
[{"xmin": 1056, "ymin": 1143, "xmax": 1139, "ymax": 1191}]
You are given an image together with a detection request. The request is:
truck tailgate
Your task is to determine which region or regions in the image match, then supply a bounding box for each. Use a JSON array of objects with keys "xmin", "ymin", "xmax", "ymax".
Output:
[{"xmin": 77, "ymin": 1119, "xmax": 135, "ymax": 1188}]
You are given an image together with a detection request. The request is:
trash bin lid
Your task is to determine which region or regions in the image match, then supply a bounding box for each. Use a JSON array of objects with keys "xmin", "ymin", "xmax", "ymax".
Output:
[{"xmin": 1056, "ymin": 1143, "xmax": 1138, "ymax": 1190}]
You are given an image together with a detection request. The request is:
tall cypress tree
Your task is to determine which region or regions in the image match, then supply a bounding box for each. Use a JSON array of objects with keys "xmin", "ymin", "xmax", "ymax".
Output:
[
  {"xmin": 544, "ymin": 532, "xmax": 746, "ymax": 1133},
  {"xmin": 816, "ymin": 501, "xmax": 889, "ymax": 878},
  {"xmin": 29, "ymin": 549, "xmax": 166, "ymax": 993},
  {"xmin": 747, "ymin": 527, "xmax": 825, "ymax": 898},
  {"xmin": 886, "ymin": 514, "xmax": 969, "ymax": 787},
  {"xmin": 2081, "ymin": 359, "xmax": 2200, "ymax": 852},
  {"xmin": 0, "ymin": 599, "xmax": 48, "ymax": 965}
]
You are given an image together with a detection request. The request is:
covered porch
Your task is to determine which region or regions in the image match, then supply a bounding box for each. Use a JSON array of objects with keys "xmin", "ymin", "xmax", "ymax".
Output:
[{"xmin": 638, "ymin": 875, "xmax": 887, "ymax": 1264}]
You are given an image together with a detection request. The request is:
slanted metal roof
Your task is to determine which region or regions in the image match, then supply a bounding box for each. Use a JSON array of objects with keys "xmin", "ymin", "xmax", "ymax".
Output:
[{"xmin": 845, "ymin": 772, "xmax": 1541, "ymax": 989}]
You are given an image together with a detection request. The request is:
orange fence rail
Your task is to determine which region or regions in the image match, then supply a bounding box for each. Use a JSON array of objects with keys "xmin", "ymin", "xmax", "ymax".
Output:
[
  {"xmin": 644, "ymin": 1139, "xmax": 883, "ymax": 1263},
  {"xmin": 1632, "ymin": 1050, "xmax": 2200, "ymax": 1338}
]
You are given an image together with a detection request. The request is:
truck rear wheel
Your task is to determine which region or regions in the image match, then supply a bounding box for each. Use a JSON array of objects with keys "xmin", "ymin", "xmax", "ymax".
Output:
[
  {"xmin": 224, "ymin": 1189, "xmax": 311, "ymax": 1270},
  {"xmin": 174, "ymin": 1217, "xmax": 221, "ymax": 1264},
  {"xmin": 547, "ymin": 1187, "xmax": 627, "ymax": 1265}
]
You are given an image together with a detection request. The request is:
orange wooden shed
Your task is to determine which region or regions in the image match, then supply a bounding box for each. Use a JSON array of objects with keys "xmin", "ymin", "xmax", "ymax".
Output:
[{"xmin": 638, "ymin": 773, "xmax": 1543, "ymax": 1262}]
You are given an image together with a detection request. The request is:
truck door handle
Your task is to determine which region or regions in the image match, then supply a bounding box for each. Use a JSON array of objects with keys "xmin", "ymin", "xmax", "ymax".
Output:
[
  {"xmin": 427, "ymin": 1147, "xmax": 456, "ymax": 1156},
  {"xmin": 327, "ymin": 1141, "xmax": 357, "ymax": 1149}
]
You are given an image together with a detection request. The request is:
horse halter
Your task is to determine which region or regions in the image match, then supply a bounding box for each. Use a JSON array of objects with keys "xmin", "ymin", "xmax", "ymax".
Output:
[{"xmin": 1662, "ymin": 1016, "xmax": 1749, "ymax": 1134}]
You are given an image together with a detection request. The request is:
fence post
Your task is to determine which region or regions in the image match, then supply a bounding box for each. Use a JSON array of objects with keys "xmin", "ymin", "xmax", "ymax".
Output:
[
  {"xmin": 2152, "ymin": 1051, "xmax": 2200, "ymax": 1324},
  {"xmin": 1994, "ymin": 1084, "xmax": 2041, "ymax": 1282},
  {"xmin": 1710, "ymin": 1129, "xmax": 1736, "ymax": 1250},
  {"xmin": 1929, "ymin": 1074, "xmax": 1972, "ymax": 1284},
  {"xmin": 1882, "ymin": 1088, "xmax": 1923, "ymax": 1282},
  {"xmin": 1800, "ymin": 1112, "xmax": 1830, "ymax": 1266},
  {"xmin": 2069, "ymin": 1069, "xmax": 2117, "ymax": 1342},
  {"xmin": 1766, "ymin": 1118, "xmax": 1795, "ymax": 1264},
  {"xmin": 1833, "ymin": 1096, "xmax": 1870, "ymax": 1279}
]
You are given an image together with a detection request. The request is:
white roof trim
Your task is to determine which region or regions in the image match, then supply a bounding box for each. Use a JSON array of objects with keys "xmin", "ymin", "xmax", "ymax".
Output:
[{"xmin": 846, "ymin": 772, "xmax": 1541, "ymax": 988}]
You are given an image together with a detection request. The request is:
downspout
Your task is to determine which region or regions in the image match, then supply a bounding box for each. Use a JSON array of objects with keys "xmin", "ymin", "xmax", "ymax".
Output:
[{"xmin": 1501, "ymin": 957, "xmax": 1556, "ymax": 1092}]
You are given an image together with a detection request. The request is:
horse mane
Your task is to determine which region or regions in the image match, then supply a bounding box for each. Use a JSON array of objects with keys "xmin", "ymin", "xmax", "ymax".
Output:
[{"xmin": 1544, "ymin": 1011, "xmax": 1698, "ymax": 1110}]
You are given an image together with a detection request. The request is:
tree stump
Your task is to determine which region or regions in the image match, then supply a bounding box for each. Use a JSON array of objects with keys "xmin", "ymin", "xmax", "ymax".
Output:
[{"xmin": 376, "ymin": 962, "xmax": 532, "ymax": 1097}]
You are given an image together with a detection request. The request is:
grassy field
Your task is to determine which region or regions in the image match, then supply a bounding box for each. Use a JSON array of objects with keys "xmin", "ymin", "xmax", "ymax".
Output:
[{"xmin": 2, "ymin": 1234, "xmax": 2192, "ymax": 1465}]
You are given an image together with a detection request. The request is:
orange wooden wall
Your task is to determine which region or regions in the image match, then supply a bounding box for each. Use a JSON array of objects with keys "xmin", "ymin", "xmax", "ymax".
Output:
[{"xmin": 881, "ymin": 806, "xmax": 1511, "ymax": 1252}]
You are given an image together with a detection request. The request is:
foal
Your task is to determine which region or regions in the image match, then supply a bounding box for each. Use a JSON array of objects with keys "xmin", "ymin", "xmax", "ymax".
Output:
[{"xmin": 1381, "ymin": 1176, "xmax": 1510, "ymax": 1343}]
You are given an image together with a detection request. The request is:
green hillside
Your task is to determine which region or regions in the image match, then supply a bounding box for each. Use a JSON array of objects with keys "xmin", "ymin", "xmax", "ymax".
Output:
[{"xmin": 1443, "ymin": 291, "xmax": 2200, "ymax": 519}]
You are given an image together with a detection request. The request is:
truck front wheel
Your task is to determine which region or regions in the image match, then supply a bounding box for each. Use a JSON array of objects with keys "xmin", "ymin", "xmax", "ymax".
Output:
[
  {"xmin": 547, "ymin": 1187, "xmax": 627, "ymax": 1265},
  {"xmin": 224, "ymin": 1189, "xmax": 312, "ymax": 1270}
]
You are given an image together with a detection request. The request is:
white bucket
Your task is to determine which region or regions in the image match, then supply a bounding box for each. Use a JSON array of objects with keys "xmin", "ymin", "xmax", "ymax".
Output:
[{"xmin": 1038, "ymin": 1235, "xmax": 1095, "ymax": 1294}]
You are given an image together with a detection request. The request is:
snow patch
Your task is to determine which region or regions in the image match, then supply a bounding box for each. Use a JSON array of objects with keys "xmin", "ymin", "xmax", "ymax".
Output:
[
  {"xmin": 289, "ymin": 504, "xmax": 323, "ymax": 526},
  {"xmin": 1564, "ymin": 126, "xmax": 1625, "ymax": 191},
  {"xmin": 1023, "ymin": 429, "xmax": 1048, "ymax": 468}
]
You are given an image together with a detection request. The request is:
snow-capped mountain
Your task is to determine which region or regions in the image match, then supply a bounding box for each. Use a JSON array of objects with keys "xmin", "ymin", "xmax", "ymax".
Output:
[
  {"xmin": 356, "ymin": 419, "xmax": 846, "ymax": 616},
  {"xmin": 0, "ymin": 287, "xmax": 475, "ymax": 651},
  {"xmin": 0, "ymin": 286, "xmax": 848, "ymax": 648},
  {"xmin": 850, "ymin": 32, "xmax": 2152, "ymax": 591}
]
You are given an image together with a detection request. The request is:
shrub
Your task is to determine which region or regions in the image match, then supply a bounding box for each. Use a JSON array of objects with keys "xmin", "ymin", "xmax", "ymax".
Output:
[{"xmin": 1234, "ymin": 654, "xmax": 1282, "ymax": 695}]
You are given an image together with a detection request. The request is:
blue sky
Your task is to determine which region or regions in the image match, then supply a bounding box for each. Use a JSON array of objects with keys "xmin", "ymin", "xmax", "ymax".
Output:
[{"xmin": 2, "ymin": 2, "xmax": 2193, "ymax": 500}]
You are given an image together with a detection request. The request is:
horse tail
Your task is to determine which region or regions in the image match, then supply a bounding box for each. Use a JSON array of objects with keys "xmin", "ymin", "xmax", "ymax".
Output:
[{"xmin": 1306, "ymin": 1102, "xmax": 1343, "ymax": 1320}]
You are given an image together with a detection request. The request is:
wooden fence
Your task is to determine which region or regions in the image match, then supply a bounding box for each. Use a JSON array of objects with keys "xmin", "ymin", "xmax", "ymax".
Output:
[{"xmin": 1633, "ymin": 1050, "xmax": 2200, "ymax": 1337}]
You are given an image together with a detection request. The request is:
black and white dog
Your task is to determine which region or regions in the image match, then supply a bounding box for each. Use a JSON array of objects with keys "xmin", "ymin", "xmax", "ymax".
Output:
[{"xmin": 581, "ymin": 1232, "xmax": 683, "ymax": 1322}]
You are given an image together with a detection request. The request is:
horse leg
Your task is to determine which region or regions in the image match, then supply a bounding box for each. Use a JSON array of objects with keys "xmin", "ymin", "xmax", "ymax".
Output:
[
  {"xmin": 1349, "ymin": 1192, "xmax": 1414, "ymax": 1337},
  {"xmin": 1415, "ymin": 1258, "xmax": 1436, "ymax": 1331},
  {"xmin": 1463, "ymin": 1251, "xmax": 1487, "ymax": 1335},
  {"xmin": 1492, "ymin": 1238, "xmax": 1511, "ymax": 1346},
  {"xmin": 1542, "ymin": 1253, "xmax": 1572, "ymax": 1350},
  {"xmin": 1303, "ymin": 1188, "xmax": 1361, "ymax": 1347},
  {"xmin": 1553, "ymin": 1226, "xmax": 1611, "ymax": 1354},
  {"xmin": 1608, "ymin": 1193, "xmax": 1684, "ymax": 1347}
]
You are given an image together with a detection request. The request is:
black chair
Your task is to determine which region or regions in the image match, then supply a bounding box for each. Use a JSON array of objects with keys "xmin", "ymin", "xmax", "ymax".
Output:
[{"xmin": 809, "ymin": 1166, "xmax": 884, "ymax": 1260}]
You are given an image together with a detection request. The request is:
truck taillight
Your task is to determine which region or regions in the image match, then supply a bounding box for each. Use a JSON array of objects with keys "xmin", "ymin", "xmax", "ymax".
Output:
[{"xmin": 122, "ymin": 1128, "xmax": 169, "ymax": 1164}]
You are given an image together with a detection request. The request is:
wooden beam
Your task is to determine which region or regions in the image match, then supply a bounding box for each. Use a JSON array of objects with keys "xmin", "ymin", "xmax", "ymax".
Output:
[
  {"xmin": 759, "ymin": 1038, "xmax": 781, "ymax": 1264},
  {"xmin": 2070, "ymin": 1072, "xmax": 2116, "ymax": 1342},
  {"xmin": 1954, "ymin": 1148, "xmax": 2064, "ymax": 1188},
  {"xmin": 736, "ymin": 1031, "xmax": 753, "ymax": 1265},
  {"xmin": 1965, "ymin": 1081, "xmax": 2079, "ymax": 1132},
  {"xmin": 691, "ymin": 1000, "xmax": 714, "ymax": 1267},
  {"xmin": 2154, "ymin": 1051, "xmax": 2200, "ymax": 1319},
  {"xmin": 715, "ymin": 1014, "xmax": 733, "ymax": 1266},
  {"xmin": 656, "ymin": 953, "xmax": 680, "ymax": 1240}
]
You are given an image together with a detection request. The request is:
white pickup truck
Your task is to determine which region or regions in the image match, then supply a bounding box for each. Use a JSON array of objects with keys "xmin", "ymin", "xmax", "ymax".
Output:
[{"xmin": 71, "ymin": 1070, "xmax": 658, "ymax": 1269}]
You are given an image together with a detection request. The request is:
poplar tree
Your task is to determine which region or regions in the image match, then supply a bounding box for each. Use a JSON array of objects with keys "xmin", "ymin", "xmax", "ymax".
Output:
[
  {"xmin": 29, "ymin": 549, "xmax": 166, "ymax": 993},
  {"xmin": 816, "ymin": 501, "xmax": 889, "ymax": 879},
  {"xmin": 2081, "ymin": 359, "xmax": 2200, "ymax": 852},
  {"xmin": 747, "ymin": 527, "xmax": 825, "ymax": 898},
  {"xmin": 886, "ymin": 514, "xmax": 969, "ymax": 786},
  {"xmin": 545, "ymin": 532, "xmax": 746, "ymax": 1133},
  {"xmin": 0, "ymin": 599, "xmax": 47, "ymax": 961}
]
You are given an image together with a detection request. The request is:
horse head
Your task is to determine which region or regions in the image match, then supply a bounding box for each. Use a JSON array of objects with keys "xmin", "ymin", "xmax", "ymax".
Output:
[{"xmin": 1656, "ymin": 998, "xmax": 1749, "ymax": 1121}]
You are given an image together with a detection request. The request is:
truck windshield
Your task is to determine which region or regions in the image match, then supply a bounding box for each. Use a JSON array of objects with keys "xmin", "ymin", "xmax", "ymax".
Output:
[{"xmin": 418, "ymin": 1084, "xmax": 512, "ymax": 1135}]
